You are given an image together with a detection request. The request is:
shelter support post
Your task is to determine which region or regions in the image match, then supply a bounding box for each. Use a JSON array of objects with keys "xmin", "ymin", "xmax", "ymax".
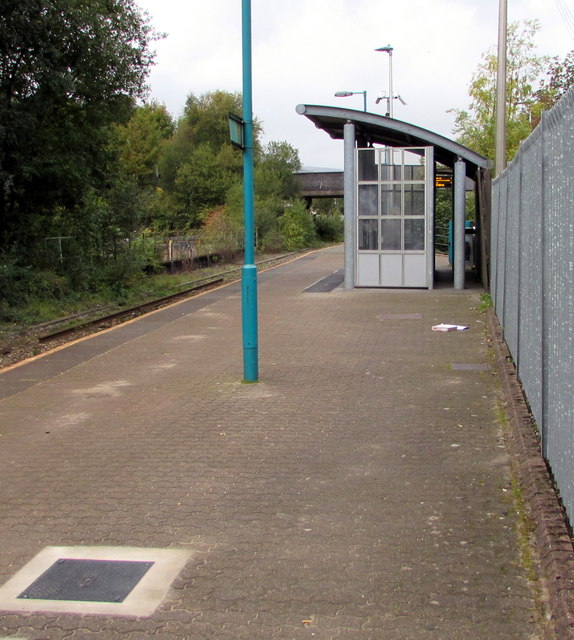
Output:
[
  {"xmin": 344, "ymin": 121, "xmax": 356, "ymax": 289},
  {"xmin": 454, "ymin": 158, "xmax": 466, "ymax": 290}
]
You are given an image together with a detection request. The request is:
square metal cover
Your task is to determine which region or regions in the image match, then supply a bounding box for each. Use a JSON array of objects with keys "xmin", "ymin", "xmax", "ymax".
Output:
[
  {"xmin": 0, "ymin": 546, "xmax": 192, "ymax": 617},
  {"xmin": 18, "ymin": 559, "xmax": 154, "ymax": 603}
]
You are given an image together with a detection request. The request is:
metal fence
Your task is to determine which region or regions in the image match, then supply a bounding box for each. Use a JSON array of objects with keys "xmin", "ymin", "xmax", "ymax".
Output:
[{"xmin": 491, "ymin": 88, "xmax": 574, "ymax": 523}]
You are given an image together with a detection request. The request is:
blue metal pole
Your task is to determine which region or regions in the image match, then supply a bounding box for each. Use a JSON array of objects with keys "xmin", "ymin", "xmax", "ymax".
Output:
[{"xmin": 241, "ymin": 0, "xmax": 258, "ymax": 381}]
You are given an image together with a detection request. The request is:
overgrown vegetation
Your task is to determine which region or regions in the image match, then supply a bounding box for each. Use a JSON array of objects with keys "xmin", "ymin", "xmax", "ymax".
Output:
[
  {"xmin": 451, "ymin": 20, "xmax": 574, "ymax": 165},
  {"xmin": 0, "ymin": 3, "xmax": 331, "ymax": 323}
]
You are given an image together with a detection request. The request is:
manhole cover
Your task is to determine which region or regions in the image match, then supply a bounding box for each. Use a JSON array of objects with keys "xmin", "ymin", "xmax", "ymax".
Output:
[
  {"xmin": 0, "ymin": 546, "xmax": 192, "ymax": 617},
  {"xmin": 18, "ymin": 559, "xmax": 153, "ymax": 603}
]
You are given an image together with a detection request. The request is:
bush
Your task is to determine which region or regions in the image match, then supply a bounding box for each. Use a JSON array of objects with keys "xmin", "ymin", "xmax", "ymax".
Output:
[
  {"xmin": 0, "ymin": 260, "xmax": 32, "ymax": 306},
  {"xmin": 279, "ymin": 200, "xmax": 317, "ymax": 251},
  {"xmin": 260, "ymin": 229, "xmax": 285, "ymax": 252},
  {"xmin": 314, "ymin": 213, "xmax": 344, "ymax": 242}
]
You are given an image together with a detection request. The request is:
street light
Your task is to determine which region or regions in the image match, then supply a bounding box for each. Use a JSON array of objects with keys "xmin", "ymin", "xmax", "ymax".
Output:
[
  {"xmin": 375, "ymin": 44, "xmax": 394, "ymax": 117},
  {"xmin": 375, "ymin": 91, "xmax": 406, "ymax": 117},
  {"xmin": 335, "ymin": 90, "xmax": 367, "ymax": 112}
]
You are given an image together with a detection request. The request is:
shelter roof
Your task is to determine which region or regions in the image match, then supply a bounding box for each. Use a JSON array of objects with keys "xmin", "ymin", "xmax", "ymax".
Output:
[{"xmin": 295, "ymin": 104, "xmax": 491, "ymax": 178}]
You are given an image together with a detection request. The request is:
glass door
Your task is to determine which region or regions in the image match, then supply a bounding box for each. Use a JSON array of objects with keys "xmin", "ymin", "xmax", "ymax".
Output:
[{"xmin": 356, "ymin": 146, "xmax": 433, "ymax": 288}]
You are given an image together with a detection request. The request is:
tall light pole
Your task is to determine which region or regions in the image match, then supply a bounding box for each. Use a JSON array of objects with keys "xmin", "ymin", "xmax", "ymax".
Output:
[
  {"xmin": 334, "ymin": 90, "xmax": 367, "ymax": 112},
  {"xmin": 375, "ymin": 44, "xmax": 394, "ymax": 117},
  {"xmin": 495, "ymin": 0, "xmax": 507, "ymax": 176},
  {"xmin": 241, "ymin": 0, "xmax": 258, "ymax": 381}
]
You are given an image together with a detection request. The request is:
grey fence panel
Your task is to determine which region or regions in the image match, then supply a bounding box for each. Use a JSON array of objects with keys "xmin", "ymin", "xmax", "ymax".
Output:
[
  {"xmin": 491, "ymin": 180, "xmax": 500, "ymax": 306},
  {"xmin": 495, "ymin": 175, "xmax": 508, "ymax": 318},
  {"xmin": 503, "ymin": 157, "xmax": 521, "ymax": 359},
  {"xmin": 542, "ymin": 98, "xmax": 574, "ymax": 516},
  {"xmin": 492, "ymin": 87, "xmax": 574, "ymax": 523},
  {"xmin": 517, "ymin": 128, "xmax": 544, "ymax": 429}
]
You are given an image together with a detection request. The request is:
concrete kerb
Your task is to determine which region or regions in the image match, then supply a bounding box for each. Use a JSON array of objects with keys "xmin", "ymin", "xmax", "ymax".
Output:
[{"xmin": 487, "ymin": 308, "xmax": 574, "ymax": 640}]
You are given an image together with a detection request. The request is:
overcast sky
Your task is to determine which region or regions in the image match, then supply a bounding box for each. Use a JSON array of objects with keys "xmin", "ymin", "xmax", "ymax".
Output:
[{"xmin": 135, "ymin": 0, "xmax": 574, "ymax": 169}]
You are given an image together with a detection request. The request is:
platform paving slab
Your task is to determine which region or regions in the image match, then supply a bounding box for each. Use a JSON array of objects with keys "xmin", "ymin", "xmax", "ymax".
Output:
[{"xmin": 0, "ymin": 246, "xmax": 550, "ymax": 639}]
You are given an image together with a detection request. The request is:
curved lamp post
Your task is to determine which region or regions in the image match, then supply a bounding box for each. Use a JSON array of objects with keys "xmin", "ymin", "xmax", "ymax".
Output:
[{"xmin": 335, "ymin": 90, "xmax": 367, "ymax": 112}]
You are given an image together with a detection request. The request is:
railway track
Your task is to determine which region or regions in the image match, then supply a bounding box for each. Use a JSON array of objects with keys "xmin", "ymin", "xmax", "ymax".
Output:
[
  {"xmin": 38, "ymin": 275, "xmax": 224, "ymax": 343},
  {"xmin": 0, "ymin": 252, "xmax": 301, "ymax": 369}
]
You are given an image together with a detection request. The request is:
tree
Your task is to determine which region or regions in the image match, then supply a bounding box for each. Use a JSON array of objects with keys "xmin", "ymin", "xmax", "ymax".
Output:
[
  {"xmin": 221, "ymin": 141, "xmax": 304, "ymax": 250},
  {"xmin": 183, "ymin": 91, "xmax": 244, "ymax": 153},
  {"xmin": 155, "ymin": 90, "xmax": 258, "ymax": 234},
  {"xmin": 0, "ymin": 0, "xmax": 158, "ymax": 252},
  {"xmin": 114, "ymin": 102, "xmax": 175, "ymax": 188},
  {"xmin": 171, "ymin": 144, "xmax": 229, "ymax": 229},
  {"xmin": 255, "ymin": 141, "xmax": 301, "ymax": 199},
  {"xmin": 535, "ymin": 50, "xmax": 574, "ymax": 118},
  {"xmin": 451, "ymin": 20, "xmax": 548, "ymax": 164}
]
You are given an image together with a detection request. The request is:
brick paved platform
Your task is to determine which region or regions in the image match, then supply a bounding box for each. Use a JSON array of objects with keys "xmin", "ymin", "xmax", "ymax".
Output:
[{"xmin": 0, "ymin": 246, "xmax": 550, "ymax": 639}]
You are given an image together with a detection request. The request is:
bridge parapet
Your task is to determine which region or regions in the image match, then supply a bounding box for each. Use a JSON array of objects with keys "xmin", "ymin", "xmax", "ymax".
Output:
[{"xmin": 294, "ymin": 170, "xmax": 343, "ymax": 198}]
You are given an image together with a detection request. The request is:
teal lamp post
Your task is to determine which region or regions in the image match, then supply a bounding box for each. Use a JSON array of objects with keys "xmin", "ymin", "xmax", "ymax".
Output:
[{"xmin": 241, "ymin": 0, "xmax": 258, "ymax": 381}]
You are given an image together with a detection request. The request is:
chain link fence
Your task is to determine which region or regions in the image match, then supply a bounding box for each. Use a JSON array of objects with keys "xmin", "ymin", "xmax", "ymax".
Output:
[{"xmin": 491, "ymin": 88, "xmax": 574, "ymax": 523}]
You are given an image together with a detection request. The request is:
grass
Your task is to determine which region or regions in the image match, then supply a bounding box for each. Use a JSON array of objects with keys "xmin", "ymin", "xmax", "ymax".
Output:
[
  {"xmin": 478, "ymin": 291, "xmax": 494, "ymax": 312},
  {"xmin": 494, "ymin": 396, "xmax": 546, "ymax": 623},
  {"xmin": 0, "ymin": 251, "xmax": 298, "ymax": 334}
]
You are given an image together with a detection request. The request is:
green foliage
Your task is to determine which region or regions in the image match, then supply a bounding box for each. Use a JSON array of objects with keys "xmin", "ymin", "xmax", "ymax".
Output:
[
  {"xmin": 183, "ymin": 91, "xmax": 248, "ymax": 152},
  {"xmin": 314, "ymin": 213, "xmax": 344, "ymax": 242},
  {"xmin": 221, "ymin": 140, "xmax": 303, "ymax": 251},
  {"xmin": 0, "ymin": 0, "xmax": 159, "ymax": 250},
  {"xmin": 479, "ymin": 292, "xmax": 494, "ymax": 312},
  {"xmin": 0, "ymin": 254, "xmax": 71, "ymax": 319},
  {"xmin": 255, "ymin": 141, "xmax": 301, "ymax": 199},
  {"xmin": 435, "ymin": 187, "xmax": 452, "ymax": 229},
  {"xmin": 535, "ymin": 50, "xmax": 574, "ymax": 119},
  {"xmin": 451, "ymin": 20, "xmax": 548, "ymax": 164},
  {"xmin": 195, "ymin": 208, "xmax": 242, "ymax": 258},
  {"xmin": 114, "ymin": 102, "xmax": 175, "ymax": 187},
  {"xmin": 0, "ymin": 0, "xmax": 308, "ymax": 312},
  {"xmin": 279, "ymin": 200, "xmax": 317, "ymax": 251},
  {"xmin": 312, "ymin": 198, "xmax": 343, "ymax": 214},
  {"xmin": 172, "ymin": 144, "xmax": 229, "ymax": 228},
  {"xmin": 259, "ymin": 228, "xmax": 285, "ymax": 252},
  {"xmin": 154, "ymin": 90, "xmax": 249, "ymax": 234}
]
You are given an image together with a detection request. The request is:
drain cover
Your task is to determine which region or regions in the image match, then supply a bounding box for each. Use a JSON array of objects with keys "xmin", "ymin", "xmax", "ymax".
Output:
[
  {"xmin": 0, "ymin": 546, "xmax": 192, "ymax": 617},
  {"xmin": 18, "ymin": 559, "xmax": 153, "ymax": 603}
]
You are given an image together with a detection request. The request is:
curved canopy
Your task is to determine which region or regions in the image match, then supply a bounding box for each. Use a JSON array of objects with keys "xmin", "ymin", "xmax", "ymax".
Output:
[{"xmin": 296, "ymin": 104, "xmax": 490, "ymax": 178}]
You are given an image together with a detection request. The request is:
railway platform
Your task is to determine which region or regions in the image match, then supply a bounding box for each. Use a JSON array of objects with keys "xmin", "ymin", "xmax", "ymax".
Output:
[{"xmin": 0, "ymin": 245, "xmax": 550, "ymax": 639}]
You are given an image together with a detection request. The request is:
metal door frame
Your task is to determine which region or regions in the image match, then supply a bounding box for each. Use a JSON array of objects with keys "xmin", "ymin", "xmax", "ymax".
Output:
[{"xmin": 355, "ymin": 146, "xmax": 434, "ymax": 288}]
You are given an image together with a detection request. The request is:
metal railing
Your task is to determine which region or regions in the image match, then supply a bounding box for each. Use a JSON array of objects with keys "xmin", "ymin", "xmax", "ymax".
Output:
[{"xmin": 491, "ymin": 87, "xmax": 574, "ymax": 523}]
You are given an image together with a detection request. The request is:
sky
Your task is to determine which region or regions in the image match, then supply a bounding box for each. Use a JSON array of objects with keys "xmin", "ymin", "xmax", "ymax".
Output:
[{"xmin": 134, "ymin": 0, "xmax": 574, "ymax": 169}]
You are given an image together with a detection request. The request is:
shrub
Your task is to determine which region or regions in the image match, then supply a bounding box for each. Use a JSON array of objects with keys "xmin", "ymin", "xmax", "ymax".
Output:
[
  {"xmin": 279, "ymin": 200, "xmax": 317, "ymax": 251},
  {"xmin": 260, "ymin": 229, "xmax": 285, "ymax": 252},
  {"xmin": 314, "ymin": 213, "xmax": 344, "ymax": 242}
]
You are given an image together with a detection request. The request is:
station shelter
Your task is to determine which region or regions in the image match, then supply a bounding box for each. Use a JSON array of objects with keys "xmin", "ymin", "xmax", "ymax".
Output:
[{"xmin": 296, "ymin": 105, "xmax": 491, "ymax": 290}]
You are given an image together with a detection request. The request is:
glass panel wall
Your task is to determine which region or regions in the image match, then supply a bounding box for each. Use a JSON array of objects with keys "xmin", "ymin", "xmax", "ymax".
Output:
[
  {"xmin": 358, "ymin": 185, "xmax": 378, "ymax": 215},
  {"xmin": 355, "ymin": 145, "xmax": 431, "ymax": 288},
  {"xmin": 358, "ymin": 219, "xmax": 378, "ymax": 250},
  {"xmin": 357, "ymin": 146, "xmax": 426, "ymax": 253}
]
